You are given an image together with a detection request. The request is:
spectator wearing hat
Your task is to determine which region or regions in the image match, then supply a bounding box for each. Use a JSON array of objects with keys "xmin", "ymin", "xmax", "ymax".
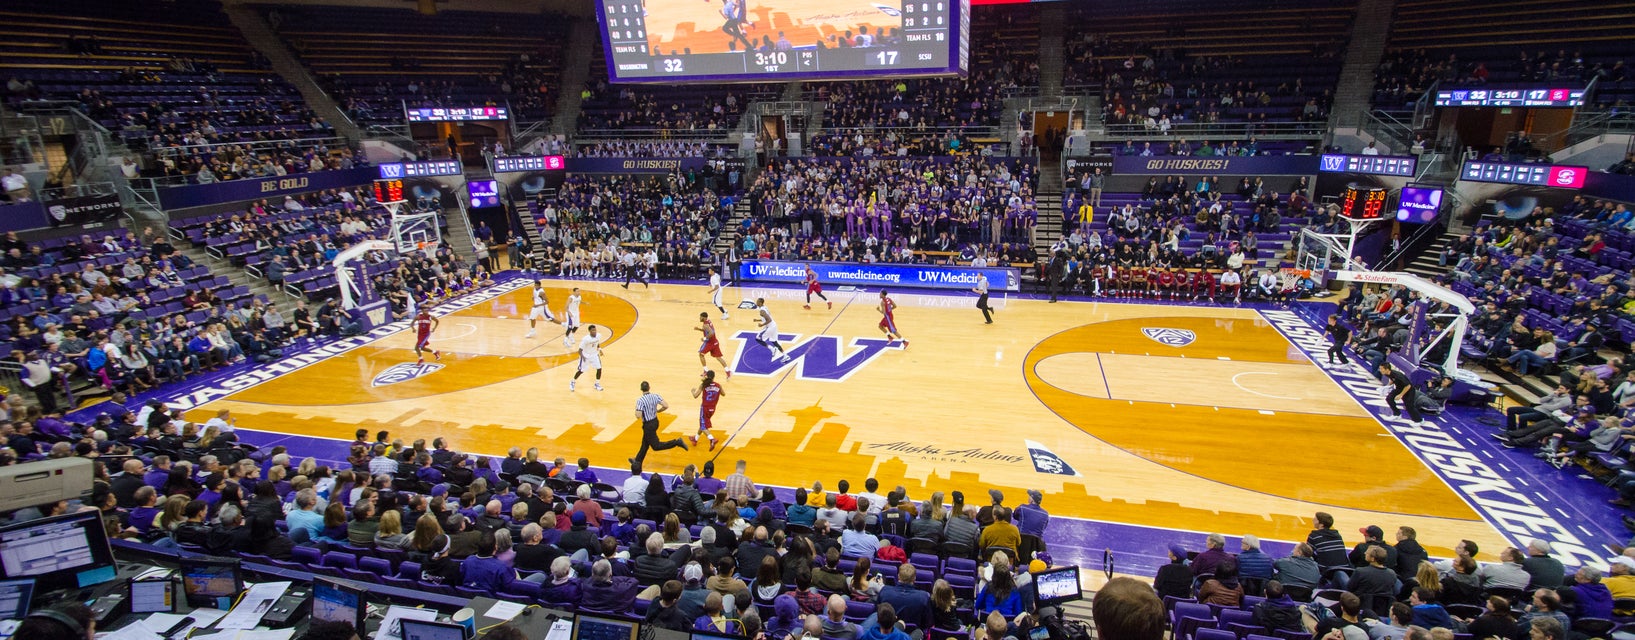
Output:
[
  {"xmin": 1014, "ymin": 490, "xmax": 1049, "ymax": 538},
  {"xmin": 1154, "ymin": 545, "xmax": 1193, "ymax": 599},
  {"xmin": 677, "ymin": 562, "xmax": 711, "ymax": 619},
  {"xmin": 1604, "ymin": 557, "xmax": 1635, "ymax": 605},
  {"xmin": 560, "ymin": 511, "xmax": 600, "ymax": 560},
  {"xmin": 977, "ymin": 489, "xmax": 1004, "ymax": 527},
  {"xmin": 1349, "ymin": 525, "xmax": 1397, "ymax": 570}
]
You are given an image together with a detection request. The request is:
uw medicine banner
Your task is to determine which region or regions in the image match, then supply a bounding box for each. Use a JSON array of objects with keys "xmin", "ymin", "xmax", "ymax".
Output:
[
  {"xmin": 739, "ymin": 259, "xmax": 1020, "ymax": 292},
  {"xmin": 156, "ymin": 167, "xmax": 379, "ymax": 210},
  {"xmin": 1112, "ymin": 155, "xmax": 1319, "ymax": 176}
]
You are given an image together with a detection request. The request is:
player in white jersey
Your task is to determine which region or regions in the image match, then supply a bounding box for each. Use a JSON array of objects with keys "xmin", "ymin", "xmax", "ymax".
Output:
[
  {"xmin": 707, "ymin": 267, "xmax": 729, "ymax": 320},
  {"xmin": 562, "ymin": 287, "xmax": 584, "ymax": 348},
  {"xmin": 524, "ymin": 280, "xmax": 558, "ymax": 338},
  {"xmin": 570, "ymin": 324, "xmax": 604, "ymax": 392},
  {"xmin": 753, "ymin": 297, "xmax": 791, "ymax": 362}
]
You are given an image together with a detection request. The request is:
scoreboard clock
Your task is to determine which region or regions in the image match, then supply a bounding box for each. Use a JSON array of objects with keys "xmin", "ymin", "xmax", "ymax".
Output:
[
  {"xmin": 1339, "ymin": 186, "xmax": 1388, "ymax": 220},
  {"xmin": 373, "ymin": 179, "xmax": 404, "ymax": 204}
]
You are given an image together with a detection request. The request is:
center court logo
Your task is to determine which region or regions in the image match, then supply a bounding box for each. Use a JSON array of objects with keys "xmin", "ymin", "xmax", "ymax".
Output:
[
  {"xmin": 730, "ymin": 332, "xmax": 903, "ymax": 381},
  {"xmin": 371, "ymin": 362, "xmax": 445, "ymax": 387},
  {"xmin": 1141, "ymin": 327, "xmax": 1197, "ymax": 347}
]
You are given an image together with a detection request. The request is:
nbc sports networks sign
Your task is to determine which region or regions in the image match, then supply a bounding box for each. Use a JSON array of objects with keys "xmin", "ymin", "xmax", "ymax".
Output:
[{"xmin": 738, "ymin": 260, "xmax": 1020, "ymax": 292}]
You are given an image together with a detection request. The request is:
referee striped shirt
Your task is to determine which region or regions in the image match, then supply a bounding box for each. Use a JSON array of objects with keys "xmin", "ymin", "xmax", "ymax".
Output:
[{"xmin": 636, "ymin": 393, "xmax": 664, "ymax": 421}]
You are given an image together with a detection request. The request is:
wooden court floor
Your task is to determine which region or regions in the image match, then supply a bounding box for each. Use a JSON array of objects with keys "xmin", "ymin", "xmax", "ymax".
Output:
[{"xmin": 186, "ymin": 279, "xmax": 1508, "ymax": 558}]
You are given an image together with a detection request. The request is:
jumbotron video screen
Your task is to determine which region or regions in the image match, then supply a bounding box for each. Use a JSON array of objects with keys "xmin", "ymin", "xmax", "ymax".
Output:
[{"xmin": 596, "ymin": 0, "xmax": 970, "ymax": 83}]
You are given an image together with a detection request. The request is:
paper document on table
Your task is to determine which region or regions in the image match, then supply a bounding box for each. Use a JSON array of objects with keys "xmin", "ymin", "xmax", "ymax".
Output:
[
  {"xmin": 377, "ymin": 605, "xmax": 439, "ymax": 640},
  {"xmin": 484, "ymin": 600, "xmax": 526, "ymax": 620},
  {"xmin": 217, "ymin": 581, "xmax": 290, "ymax": 630},
  {"xmin": 136, "ymin": 613, "xmax": 189, "ymax": 636},
  {"xmin": 95, "ymin": 624, "xmax": 162, "ymax": 640},
  {"xmin": 545, "ymin": 618, "xmax": 573, "ymax": 640}
]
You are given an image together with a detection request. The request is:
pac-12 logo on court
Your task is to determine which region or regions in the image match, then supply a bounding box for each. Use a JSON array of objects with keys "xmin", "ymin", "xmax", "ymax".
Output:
[
  {"xmin": 730, "ymin": 332, "xmax": 903, "ymax": 382},
  {"xmin": 1141, "ymin": 327, "xmax": 1197, "ymax": 347},
  {"xmin": 371, "ymin": 362, "xmax": 444, "ymax": 387}
]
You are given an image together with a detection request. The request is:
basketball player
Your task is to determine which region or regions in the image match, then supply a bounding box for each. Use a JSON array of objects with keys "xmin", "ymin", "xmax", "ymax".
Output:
[
  {"xmin": 696, "ymin": 312, "xmax": 732, "ymax": 378},
  {"xmin": 972, "ymin": 273, "xmax": 994, "ymax": 324},
  {"xmin": 525, "ymin": 280, "xmax": 557, "ymax": 338},
  {"xmin": 1157, "ymin": 266, "xmax": 1177, "ymax": 301},
  {"xmin": 877, "ymin": 289, "xmax": 907, "ymax": 346},
  {"xmin": 570, "ymin": 324, "xmax": 604, "ymax": 392},
  {"xmin": 562, "ymin": 287, "xmax": 584, "ymax": 348},
  {"xmin": 707, "ymin": 267, "xmax": 729, "ymax": 320},
  {"xmin": 719, "ymin": 0, "xmax": 753, "ymax": 52},
  {"xmin": 753, "ymin": 298, "xmax": 792, "ymax": 362},
  {"xmin": 413, "ymin": 308, "xmax": 442, "ymax": 365},
  {"xmin": 802, "ymin": 265, "xmax": 831, "ymax": 310},
  {"xmin": 689, "ymin": 369, "xmax": 725, "ymax": 451}
]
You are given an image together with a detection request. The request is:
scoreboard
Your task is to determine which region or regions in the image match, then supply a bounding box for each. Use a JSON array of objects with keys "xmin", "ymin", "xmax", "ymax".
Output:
[
  {"xmin": 1339, "ymin": 186, "xmax": 1388, "ymax": 220},
  {"xmin": 596, "ymin": 0, "xmax": 969, "ymax": 83},
  {"xmin": 1434, "ymin": 86, "xmax": 1585, "ymax": 108},
  {"xmin": 493, "ymin": 155, "xmax": 566, "ymax": 173},
  {"xmin": 404, "ymin": 106, "xmax": 510, "ymax": 122},
  {"xmin": 378, "ymin": 160, "xmax": 464, "ymax": 179},
  {"xmin": 1318, "ymin": 154, "xmax": 1417, "ymax": 177},
  {"xmin": 1460, "ymin": 162, "xmax": 1587, "ymax": 189}
]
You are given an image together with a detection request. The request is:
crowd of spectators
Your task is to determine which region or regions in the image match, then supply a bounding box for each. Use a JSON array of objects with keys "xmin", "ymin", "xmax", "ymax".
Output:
[
  {"xmin": 805, "ymin": 129, "xmax": 992, "ymax": 158},
  {"xmin": 577, "ymin": 83, "xmax": 772, "ymax": 133},
  {"xmin": 0, "ymin": 410, "xmax": 1061, "ymax": 640},
  {"xmin": 531, "ymin": 173, "xmax": 730, "ymax": 280},
  {"xmin": 737, "ymin": 157, "xmax": 1038, "ymax": 265},
  {"xmin": 1142, "ymin": 515, "xmax": 1610, "ymax": 640},
  {"xmin": 0, "ymin": 226, "xmax": 296, "ymax": 412},
  {"xmin": 138, "ymin": 138, "xmax": 363, "ymax": 185}
]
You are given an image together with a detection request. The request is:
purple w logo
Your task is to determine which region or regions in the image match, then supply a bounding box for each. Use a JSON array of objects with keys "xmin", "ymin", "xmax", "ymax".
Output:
[{"xmin": 730, "ymin": 331, "xmax": 904, "ymax": 382}]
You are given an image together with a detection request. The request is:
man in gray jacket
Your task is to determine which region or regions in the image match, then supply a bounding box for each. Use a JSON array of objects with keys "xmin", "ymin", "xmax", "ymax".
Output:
[{"xmin": 1504, "ymin": 385, "xmax": 1573, "ymax": 432}]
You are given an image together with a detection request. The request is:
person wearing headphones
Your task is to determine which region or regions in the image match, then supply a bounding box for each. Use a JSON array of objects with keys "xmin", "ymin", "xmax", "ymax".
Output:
[{"xmin": 16, "ymin": 604, "xmax": 95, "ymax": 640}]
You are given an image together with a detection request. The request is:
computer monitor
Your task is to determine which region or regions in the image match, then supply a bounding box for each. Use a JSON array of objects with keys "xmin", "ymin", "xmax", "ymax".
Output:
[
  {"xmin": 0, "ymin": 579, "xmax": 34, "ymax": 620},
  {"xmin": 311, "ymin": 576, "xmax": 367, "ymax": 632},
  {"xmin": 129, "ymin": 578, "xmax": 176, "ymax": 614},
  {"xmin": 179, "ymin": 557, "xmax": 242, "ymax": 607},
  {"xmin": 1031, "ymin": 565, "xmax": 1082, "ymax": 606},
  {"xmin": 401, "ymin": 619, "xmax": 468, "ymax": 640},
  {"xmin": 0, "ymin": 511, "xmax": 117, "ymax": 593},
  {"xmin": 573, "ymin": 614, "xmax": 639, "ymax": 640}
]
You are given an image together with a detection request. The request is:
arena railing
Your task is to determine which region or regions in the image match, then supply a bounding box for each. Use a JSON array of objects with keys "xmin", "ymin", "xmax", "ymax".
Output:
[
  {"xmin": 145, "ymin": 136, "xmax": 349, "ymax": 161},
  {"xmin": 573, "ymin": 128, "xmax": 739, "ymax": 141},
  {"xmin": 1101, "ymin": 121, "xmax": 1328, "ymax": 140}
]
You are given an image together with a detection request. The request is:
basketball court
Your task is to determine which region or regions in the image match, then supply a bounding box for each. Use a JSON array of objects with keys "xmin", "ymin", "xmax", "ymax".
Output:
[{"xmin": 180, "ymin": 275, "xmax": 1514, "ymax": 570}]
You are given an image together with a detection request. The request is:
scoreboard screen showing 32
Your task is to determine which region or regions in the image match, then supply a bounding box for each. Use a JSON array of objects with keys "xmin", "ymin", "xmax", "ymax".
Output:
[{"xmin": 596, "ymin": 0, "xmax": 970, "ymax": 83}]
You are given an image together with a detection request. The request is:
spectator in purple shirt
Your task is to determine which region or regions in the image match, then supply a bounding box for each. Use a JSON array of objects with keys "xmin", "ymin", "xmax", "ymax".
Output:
[
  {"xmin": 573, "ymin": 457, "xmax": 599, "ymax": 484},
  {"xmin": 1013, "ymin": 490, "xmax": 1049, "ymax": 538},
  {"xmin": 129, "ymin": 486, "xmax": 162, "ymax": 536},
  {"xmin": 460, "ymin": 531, "xmax": 515, "ymax": 592},
  {"xmin": 197, "ymin": 472, "xmax": 224, "ymax": 513},
  {"xmin": 1191, "ymin": 533, "xmax": 1232, "ymax": 578},
  {"xmin": 144, "ymin": 455, "xmax": 173, "ymax": 489}
]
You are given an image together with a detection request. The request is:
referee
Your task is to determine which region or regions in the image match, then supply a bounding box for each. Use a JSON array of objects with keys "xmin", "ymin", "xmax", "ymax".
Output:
[
  {"xmin": 973, "ymin": 274, "xmax": 994, "ymax": 324},
  {"xmin": 1325, "ymin": 315, "xmax": 1350, "ymax": 365},
  {"xmin": 631, "ymin": 381, "xmax": 687, "ymax": 467}
]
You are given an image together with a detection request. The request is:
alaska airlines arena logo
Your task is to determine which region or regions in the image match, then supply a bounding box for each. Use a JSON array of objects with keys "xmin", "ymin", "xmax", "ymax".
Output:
[
  {"xmin": 372, "ymin": 362, "xmax": 445, "ymax": 387},
  {"xmin": 729, "ymin": 331, "xmax": 903, "ymax": 382},
  {"xmin": 1141, "ymin": 327, "xmax": 1197, "ymax": 347}
]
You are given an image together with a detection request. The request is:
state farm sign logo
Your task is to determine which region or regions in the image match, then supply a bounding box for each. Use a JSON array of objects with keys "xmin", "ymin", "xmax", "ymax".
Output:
[{"xmin": 1550, "ymin": 167, "xmax": 1586, "ymax": 189}]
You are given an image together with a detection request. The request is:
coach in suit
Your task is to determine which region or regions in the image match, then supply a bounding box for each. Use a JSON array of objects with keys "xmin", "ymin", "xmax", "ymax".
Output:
[{"xmin": 1046, "ymin": 251, "xmax": 1067, "ymax": 303}]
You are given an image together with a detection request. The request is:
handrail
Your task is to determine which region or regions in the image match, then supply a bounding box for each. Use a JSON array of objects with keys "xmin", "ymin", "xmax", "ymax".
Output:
[
  {"xmin": 39, "ymin": 181, "xmax": 117, "ymax": 200},
  {"xmin": 1100, "ymin": 120, "xmax": 1326, "ymax": 140},
  {"xmin": 145, "ymin": 135, "xmax": 347, "ymax": 158},
  {"xmin": 1373, "ymin": 212, "xmax": 1448, "ymax": 270},
  {"xmin": 573, "ymin": 128, "xmax": 737, "ymax": 141}
]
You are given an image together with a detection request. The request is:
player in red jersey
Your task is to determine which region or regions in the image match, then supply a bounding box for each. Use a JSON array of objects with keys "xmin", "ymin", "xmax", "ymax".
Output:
[
  {"xmin": 695, "ymin": 312, "xmax": 731, "ymax": 379},
  {"xmin": 1144, "ymin": 265, "xmax": 1161, "ymax": 299},
  {"xmin": 689, "ymin": 369, "xmax": 725, "ymax": 451},
  {"xmin": 877, "ymin": 289, "xmax": 906, "ymax": 346},
  {"xmin": 1157, "ymin": 267, "xmax": 1177, "ymax": 301},
  {"xmin": 1118, "ymin": 265, "xmax": 1134, "ymax": 299},
  {"xmin": 803, "ymin": 265, "xmax": 831, "ymax": 310},
  {"xmin": 412, "ymin": 308, "xmax": 442, "ymax": 364}
]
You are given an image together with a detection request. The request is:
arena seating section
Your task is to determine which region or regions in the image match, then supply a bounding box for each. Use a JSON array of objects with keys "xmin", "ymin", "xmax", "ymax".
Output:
[
  {"xmin": 1063, "ymin": 1, "xmax": 1351, "ymax": 125},
  {"xmin": 803, "ymin": 5, "xmax": 1039, "ymax": 134},
  {"xmin": 577, "ymin": 33, "xmax": 781, "ymax": 135},
  {"xmin": 263, "ymin": 4, "xmax": 568, "ymax": 127},
  {"xmin": 1372, "ymin": 0, "xmax": 1635, "ymax": 110},
  {"xmin": 0, "ymin": 0, "xmax": 334, "ymax": 172}
]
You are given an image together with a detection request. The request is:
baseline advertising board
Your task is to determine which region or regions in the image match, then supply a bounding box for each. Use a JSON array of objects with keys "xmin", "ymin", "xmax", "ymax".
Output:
[{"xmin": 739, "ymin": 260, "xmax": 1019, "ymax": 292}]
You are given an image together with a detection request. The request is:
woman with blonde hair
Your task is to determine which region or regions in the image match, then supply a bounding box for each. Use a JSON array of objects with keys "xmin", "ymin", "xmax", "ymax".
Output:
[
  {"xmin": 374, "ymin": 510, "xmax": 410, "ymax": 549},
  {"xmin": 663, "ymin": 513, "xmax": 692, "ymax": 545}
]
